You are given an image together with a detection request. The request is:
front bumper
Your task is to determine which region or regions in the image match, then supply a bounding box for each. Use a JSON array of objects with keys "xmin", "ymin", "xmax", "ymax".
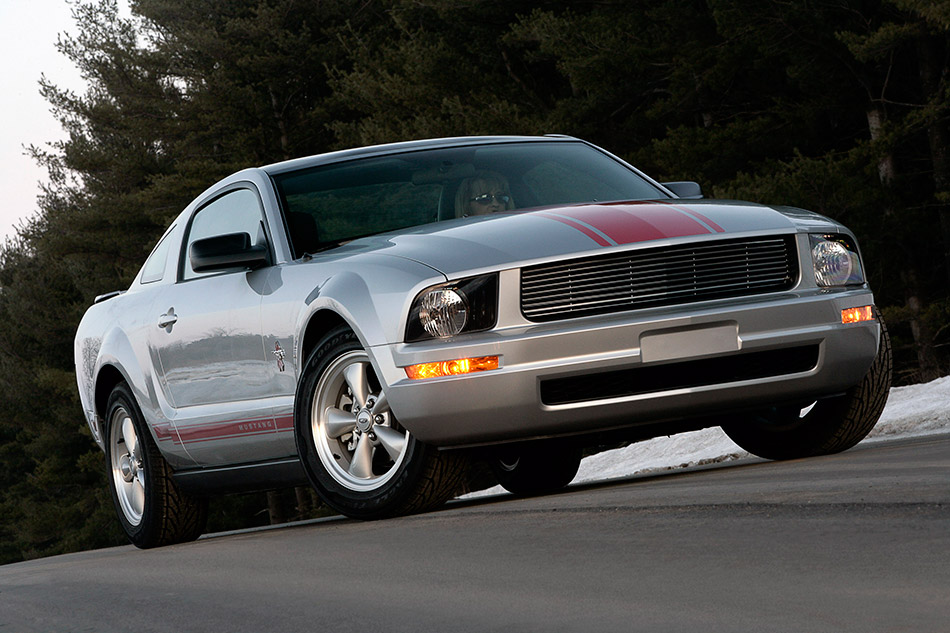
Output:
[{"xmin": 374, "ymin": 286, "xmax": 880, "ymax": 447}]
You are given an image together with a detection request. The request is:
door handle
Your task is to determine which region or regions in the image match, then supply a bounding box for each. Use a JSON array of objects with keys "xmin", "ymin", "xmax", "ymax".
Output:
[{"xmin": 158, "ymin": 309, "xmax": 178, "ymax": 329}]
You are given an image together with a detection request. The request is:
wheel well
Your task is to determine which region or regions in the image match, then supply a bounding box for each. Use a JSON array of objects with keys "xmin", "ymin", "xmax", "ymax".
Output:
[
  {"xmin": 94, "ymin": 365, "xmax": 126, "ymax": 421},
  {"xmin": 301, "ymin": 310, "xmax": 351, "ymax": 366}
]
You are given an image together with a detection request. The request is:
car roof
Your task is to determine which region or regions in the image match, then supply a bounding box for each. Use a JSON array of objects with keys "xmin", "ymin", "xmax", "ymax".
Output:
[{"xmin": 260, "ymin": 135, "xmax": 582, "ymax": 175}]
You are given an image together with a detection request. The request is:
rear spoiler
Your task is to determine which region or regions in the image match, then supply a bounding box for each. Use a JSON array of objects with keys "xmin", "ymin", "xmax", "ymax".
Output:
[{"xmin": 94, "ymin": 290, "xmax": 125, "ymax": 304}]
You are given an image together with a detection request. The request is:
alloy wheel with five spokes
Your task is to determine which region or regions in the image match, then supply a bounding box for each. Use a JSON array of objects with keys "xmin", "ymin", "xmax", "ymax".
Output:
[
  {"xmin": 311, "ymin": 350, "xmax": 410, "ymax": 491},
  {"xmin": 110, "ymin": 405, "xmax": 146, "ymax": 526}
]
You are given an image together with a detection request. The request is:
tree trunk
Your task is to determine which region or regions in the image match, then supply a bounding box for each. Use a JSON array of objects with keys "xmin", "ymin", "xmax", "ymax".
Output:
[
  {"xmin": 866, "ymin": 107, "xmax": 941, "ymax": 380},
  {"xmin": 266, "ymin": 490, "xmax": 285, "ymax": 525},
  {"xmin": 294, "ymin": 486, "xmax": 314, "ymax": 519},
  {"xmin": 901, "ymin": 268, "xmax": 941, "ymax": 382},
  {"xmin": 269, "ymin": 86, "xmax": 292, "ymax": 161},
  {"xmin": 916, "ymin": 30, "xmax": 950, "ymax": 286},
  {"xmin": 866, "ymin": 107, "xmax": 895, "ymax": 185}
]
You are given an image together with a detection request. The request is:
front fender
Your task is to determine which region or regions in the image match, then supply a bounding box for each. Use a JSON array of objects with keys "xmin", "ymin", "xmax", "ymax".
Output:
[
  {"xmin": 276, "ymin": 255, "xmax": 444, "ymax": 400},
  {"xmin": 302, "ymin": 271, "xmax": 388, "ymax": 352}
]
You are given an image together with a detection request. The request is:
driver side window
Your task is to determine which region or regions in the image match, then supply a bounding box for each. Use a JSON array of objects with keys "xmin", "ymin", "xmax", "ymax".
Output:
[{"xmin": 182, "ymin": 188, "xmax": 266, "ymax": 280}]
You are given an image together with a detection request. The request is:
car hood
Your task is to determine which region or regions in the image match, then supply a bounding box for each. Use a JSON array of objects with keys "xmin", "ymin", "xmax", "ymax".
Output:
[{"xmin": 340, "ymin": 199, "xmax": 839, "ymax": 278}]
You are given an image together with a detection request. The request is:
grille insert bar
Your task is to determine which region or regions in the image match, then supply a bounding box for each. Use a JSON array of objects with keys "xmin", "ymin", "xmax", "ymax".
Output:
[
  {"xmin": 521, "ymin": 236, "xmax": 798, "ymax": 321},
  {"xmin": 540, "ymin": 345, "xmax": 820, "ymax": 406}
]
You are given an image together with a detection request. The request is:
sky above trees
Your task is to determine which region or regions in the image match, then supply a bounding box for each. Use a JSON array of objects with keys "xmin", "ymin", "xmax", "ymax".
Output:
[{"xmin": 0, "ymin": 0, "xmax": 94, "ymax": 241}]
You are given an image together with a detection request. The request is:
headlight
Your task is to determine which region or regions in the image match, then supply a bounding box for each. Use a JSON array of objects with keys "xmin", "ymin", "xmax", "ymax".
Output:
[
  {"xmin": 810, "ymin": 234, "xmax": 865, "ymax": 287},
  {"xmin": 406, "ymin": 274, "xmax": 498, "ymax": 342},
  {"xmin": 419, "ymin": 288, "xmax": 468, "ymax": 338}
]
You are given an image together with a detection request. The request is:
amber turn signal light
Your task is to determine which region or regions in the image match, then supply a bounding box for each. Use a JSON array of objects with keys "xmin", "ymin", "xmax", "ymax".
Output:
[
  {"xmin": 405, "ymin": 356, "xmax": 499, "ymax": 380},
  {"xmin": 841, "ymin": 305, "xmax": 874, "ymax": 324}
]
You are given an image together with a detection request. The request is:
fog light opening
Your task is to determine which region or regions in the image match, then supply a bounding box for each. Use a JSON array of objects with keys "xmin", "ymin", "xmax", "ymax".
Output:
[{"xmin": 405, "ymin": 356, "xmax": 499, "ymax": 380}]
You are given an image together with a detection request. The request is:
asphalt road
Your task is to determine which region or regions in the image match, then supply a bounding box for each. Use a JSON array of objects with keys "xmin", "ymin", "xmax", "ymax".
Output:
[{"xmin": 1, "ymin": 434, "xmax": 948, "ymax": 633}]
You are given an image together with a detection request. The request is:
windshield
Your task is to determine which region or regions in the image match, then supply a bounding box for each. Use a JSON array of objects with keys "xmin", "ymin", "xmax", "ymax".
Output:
[{"xmin": 272, "ymin": 141, "xmax": 667, "ymax": 258}]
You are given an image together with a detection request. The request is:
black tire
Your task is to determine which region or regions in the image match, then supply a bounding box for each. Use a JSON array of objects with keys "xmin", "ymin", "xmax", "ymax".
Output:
[
  {"xmin": 295, "ymin": 326, "xmax": 468, "ymax": 519},
  {"xmin": 490, "ymin": 440, "xmax": 582, "ymax": 495},
  {"xmin": 722, "ymin": 319, "xmax": 892, "ymax": 460},
  {"xmin": 105, "ymin": 383, "xmax": 208, "ymax": 548}
]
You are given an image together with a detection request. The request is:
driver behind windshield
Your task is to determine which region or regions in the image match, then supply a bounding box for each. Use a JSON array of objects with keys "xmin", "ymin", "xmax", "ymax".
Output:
[{"xmin": 455, "ymin": 171, "xmax": 515, "ymax": 217}]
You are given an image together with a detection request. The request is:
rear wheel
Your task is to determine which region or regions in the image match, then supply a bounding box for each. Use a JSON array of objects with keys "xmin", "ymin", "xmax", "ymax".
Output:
[
  {"xmin": 105, "ymin": 383, "xmax": 207, "ymax": 548},
  {"xmin": 295, "ymin": 326, "xmax": 467, "ymax": 519},
  {"xmin": 722, "ymin": 320, "xmax": 892, "ymax": 460},
  {"xmin": 490, "ymin": 440, "xmax": 582, "ymax": 495}
]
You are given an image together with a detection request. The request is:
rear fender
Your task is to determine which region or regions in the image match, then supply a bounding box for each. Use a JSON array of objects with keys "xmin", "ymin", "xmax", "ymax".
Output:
[{"xmin": 90, "ymin": 327, "xmax": 193, "ymax": 467}]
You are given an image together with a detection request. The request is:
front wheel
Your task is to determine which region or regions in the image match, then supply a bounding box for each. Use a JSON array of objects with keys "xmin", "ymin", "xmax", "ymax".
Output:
[
  {"xmin": 105, "ymin": 383, "xmax": 208, "ymax": 548},
  {"xmin": 490, "ymin": 440, "xmax": 582, "ymax": 495},
  {"xmin": 722, "ymin": 320, "xmax": 892, "ymax": 460},
  {"xmin": 295, "ymin": 326, "xmax": 467, "ymax": 519}
]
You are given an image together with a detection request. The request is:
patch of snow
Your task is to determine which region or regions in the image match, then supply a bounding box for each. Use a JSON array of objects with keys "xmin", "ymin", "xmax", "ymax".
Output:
[{"xmin": 867, "ymin": 375, "xmax": 950, "ymax": 440}]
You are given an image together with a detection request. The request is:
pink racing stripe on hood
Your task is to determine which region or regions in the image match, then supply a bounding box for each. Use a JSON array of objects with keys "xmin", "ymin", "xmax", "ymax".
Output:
[
  {"xmin": 544, "ymin": 203, "xmax": 713, "ymax": 246},
  {"xmin": 538, "ymin": 211, "xmax": 613, "ymax": 246},
  {"xmin": 661, "ymin": 202, "xmax": 725, "ymax": 233}
]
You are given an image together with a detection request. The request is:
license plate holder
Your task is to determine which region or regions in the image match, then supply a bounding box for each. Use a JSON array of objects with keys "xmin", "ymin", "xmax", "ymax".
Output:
[{"xmin": 640, "ymin": 323, "xmax": 739, "ymax": 363}]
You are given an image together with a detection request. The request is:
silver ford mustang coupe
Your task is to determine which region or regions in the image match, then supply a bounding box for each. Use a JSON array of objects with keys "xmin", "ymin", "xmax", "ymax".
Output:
[{"xmin": 74, "ymin": 135, "xmax": 890, "ymax": 547}]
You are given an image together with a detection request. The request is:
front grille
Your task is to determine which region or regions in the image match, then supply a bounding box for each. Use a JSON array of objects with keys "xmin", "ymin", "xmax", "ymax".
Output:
[
  {"xmin": 540, "ymin": 345, "xmax": 820, "ymax": 406},
  {"xmin": 521, "ymin": 236, "xmax": 798, "ymax": 322}
]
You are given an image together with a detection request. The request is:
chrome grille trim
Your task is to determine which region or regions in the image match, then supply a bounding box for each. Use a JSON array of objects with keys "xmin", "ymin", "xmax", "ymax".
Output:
[{"xmin": 521, "ymin": 236, "xmax": 798, "ymax": 321}]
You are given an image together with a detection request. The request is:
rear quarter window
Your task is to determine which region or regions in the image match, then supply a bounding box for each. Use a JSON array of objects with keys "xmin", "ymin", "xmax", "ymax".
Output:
[{"xmin": 139, "ymin": 228, "xmax": 175, "ymax": 284}]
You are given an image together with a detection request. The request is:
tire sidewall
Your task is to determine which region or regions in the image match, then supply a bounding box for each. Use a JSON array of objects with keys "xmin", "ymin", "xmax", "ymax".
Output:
[
  {"xmin": 294, "ymin": 326, "xmax": 430, "ymax": 519},
  {"xmin": 490, "ymin": 441, "xmax": 582, "ymax": 495},
  {"xmin": 722, "ymin": 397, "xmax": 849, "ymax": 460},
  {"xmin": 723, "ymin": 320, "xmax": 892, "ymax": 460}
]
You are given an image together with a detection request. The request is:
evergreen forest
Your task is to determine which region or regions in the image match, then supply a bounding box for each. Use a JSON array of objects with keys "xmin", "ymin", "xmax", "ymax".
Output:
[{"xmin": 2, "ymin": 0, "xmax": 949, "ymax": 563}]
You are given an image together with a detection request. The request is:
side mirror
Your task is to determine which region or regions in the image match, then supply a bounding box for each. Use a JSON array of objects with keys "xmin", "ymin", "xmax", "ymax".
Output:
[
  {"xmin": 661, "ymin": 181, "xmax": 703, "ymax": 199},
  {"xmin": 190, "ymin": 232, "xmax": 268, "ymax": 273}
]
